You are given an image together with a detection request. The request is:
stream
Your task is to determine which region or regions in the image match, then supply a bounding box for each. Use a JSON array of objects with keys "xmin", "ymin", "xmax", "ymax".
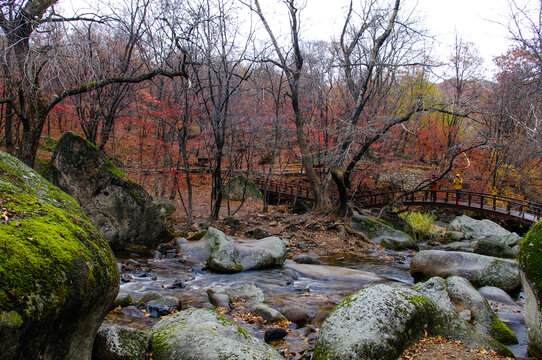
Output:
[{"xmin": 104, "ymin": 242, "xmax": 529, "ymax": 358}]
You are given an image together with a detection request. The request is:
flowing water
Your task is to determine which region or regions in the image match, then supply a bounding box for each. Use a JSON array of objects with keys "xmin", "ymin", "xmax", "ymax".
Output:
[{"xmin": 105, "ymin": 244, "xmax": 528, "ymax": 358}]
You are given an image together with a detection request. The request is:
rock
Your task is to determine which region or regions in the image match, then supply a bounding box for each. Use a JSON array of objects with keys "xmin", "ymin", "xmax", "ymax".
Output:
[
  {"xmin": 252, "ymin": 303, "xmax": 286, "ymax": 323},
  {"xmin": 518, "ymin": 220, "xmax": 542, "ymax": 358},
  {"xmin": 284, "ymin": 262, "xmax": 390, "ymax": 283},
  {"xmin": 247, "ymin": 227, "xmax": 270, "ymax": 239},
  {"xmin": 136, "ymin": 291, "xmax": 163, "ymax": 305},
  {"xmin": 459, "ymin": 309, "xmax": 472, "ymax": 321},
  {"xmin": 446, "ymin": 276, "xmax": 517, "ymax": 344},
  {"xmin": 208, "ymin": 284, "xmax": 285, "ymax": 323},
  {"xmin": 92, "ymin": 324, "xmax": 150, "ymax": 360},
  {"xmin": 282, "ymin": 305, "xmax": 312, "ymax": 327},
  {"xmin": 411, "ymin": 277, "xmax": 456, "ymax": 313},
  {"xmin": 447, "ymin": 215, "xmax": 511, "ymax": 240},
  {"xmin": 264, "ymin": 327, "xmax": 287, "ymax": 343},
  {"xmin": 351, "ymin": 214, "xmax": 418, "ymax": 250},
  {"xmin": 169, "ymin": 279, "xmax": 185, "ymax": 289},
  {"xmin": 179, "ymin": 227, "xmax": 287, "ymax": 273},
  {"xmin": 145, "ymin": 296, "xmax": 182, "ymax": 317},
  {"xmin": 152, "ymin": 197, "xmax": 176, "ymax": 219},
  {"xmin": 114, "ymin": 292, "xmax": 134, "ymax": 308},
  {"xmin": 0, "ymin": 150, "xmax": 119, "ymax": 359},
  {"xmin": 151, "ymin": 308, "xmax": 282, "ymax": 360},
  {"xmin": 207, "ymin": 287, "xmax": 231, "ymax": 308},
  {"xmin": 47, "ymin": 132, "xmax": 173, "ymax": 249},
  {"xmin": 223, "ymin": 175, "xmax": 263, "ymax": 201},
  {"xmin": 410, "ymin": 250, "xmax": 520, "ymax": 293},
  {"xmin": 313, "ymin": 284, "xmax": 512, "ymax": 360},
  {"xmin": 120, "ymin": 306, "xmax": 146, "ymax": 318},
  {"xmin": 474, "ymin": 233, "xmax": 522, "ymax": 259},
  {"xmin": 478, "ymin": 286, "xmax": 519, "ymax": 306},
  {"xmin": 292, "ymin": 253, "xmax": 322, "ymax": 264}
]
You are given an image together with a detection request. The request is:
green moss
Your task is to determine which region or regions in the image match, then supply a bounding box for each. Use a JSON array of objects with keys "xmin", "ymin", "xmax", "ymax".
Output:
[
  {"xmin": 0, "ymin": 150, "xmax": 118, "ymax": 318},
  {"xmin": 490, "ymin": 316, "xmax": 518, "ymax": 344},
  {"xmin": 519, "ymin": 220, "xmax": 542, "ymax": 293},
  {"xmin": 0, "ymin": 310, "xmax": 23, "ymax": 328}
]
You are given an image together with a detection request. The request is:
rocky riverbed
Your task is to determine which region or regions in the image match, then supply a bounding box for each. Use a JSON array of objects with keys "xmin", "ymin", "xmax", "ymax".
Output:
[{"xmin": 101, "ymin": 213, "xmax": 531, "ymax": 359}]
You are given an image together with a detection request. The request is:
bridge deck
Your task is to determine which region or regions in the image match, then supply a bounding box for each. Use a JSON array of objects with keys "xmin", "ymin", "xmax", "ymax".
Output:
[{"xmin": 254, "ymin": 177, "xmax": 542, "ymax": 224}]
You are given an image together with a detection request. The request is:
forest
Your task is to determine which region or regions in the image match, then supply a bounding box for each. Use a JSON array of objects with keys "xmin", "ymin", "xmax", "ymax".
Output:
[{"xmin": 0, "ymin": 0, "xmax": 541, "ymax": 223}]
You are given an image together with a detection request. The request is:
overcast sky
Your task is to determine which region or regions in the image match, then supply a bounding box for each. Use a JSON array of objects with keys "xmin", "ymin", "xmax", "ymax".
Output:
[{"xmin": 60, "ymin": 0, "xmax": 531, "ymax": 79}]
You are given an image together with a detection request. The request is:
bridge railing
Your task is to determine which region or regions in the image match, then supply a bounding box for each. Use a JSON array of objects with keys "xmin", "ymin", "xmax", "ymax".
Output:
[
  {"xmin": 357, "ymin": 189, "xmax": 542, "ymax": 222},
  {"xmin": 253, "ymin": 176, "xmax": 542, "ymax": 222}
]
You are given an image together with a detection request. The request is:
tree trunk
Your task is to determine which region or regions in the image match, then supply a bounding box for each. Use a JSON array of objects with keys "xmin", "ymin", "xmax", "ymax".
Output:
[
  {"xmin": 211, "ymin": 151, "xmax": 223, "ymax": 221},
  {"xmin": 330, "ymin": 168, "xmax": 350, "ymax": 217}
]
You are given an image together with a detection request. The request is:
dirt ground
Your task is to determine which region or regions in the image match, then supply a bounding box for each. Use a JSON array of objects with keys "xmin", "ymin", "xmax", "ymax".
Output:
[{"xmin": 170, "ymin": 197, "xmax": 532, "ymax": 360}]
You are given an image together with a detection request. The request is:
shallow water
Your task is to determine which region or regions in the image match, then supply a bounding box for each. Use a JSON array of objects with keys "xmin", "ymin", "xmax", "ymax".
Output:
[{"xmin": 107, "ymin": 245, "xmax": 528, "ymax": 358}]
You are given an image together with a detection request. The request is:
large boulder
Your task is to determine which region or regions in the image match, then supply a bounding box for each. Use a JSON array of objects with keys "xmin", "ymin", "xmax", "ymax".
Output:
[
  {"xmin": 474, "ymin": 233, "xmax": 522, "ymax": 259},
  {"xmin": 151, "ymin": 308, "xmax": 283, "ymax": 360},
  {"xmin": 313, "ymin": 284, "xmax": 512, "ymax": 360},
  {"xmin": 351, "ymin": 214, "xmax": 418, "ymax": 250},
  {"xmin": 446, "ymin": 215, "xmax": 511, "ymax": 240},
  {"xmin": 179, "ymin": 227, "xmax": 287, "ymax": 273},
  {"xmin": 47, "ymin": 132, "xmax": 173, "ymax": 249},
  {"xmin": 223, "ymin": 175, "xmax": 263, "ymax": 201},
  {"xmin": 92, "ymin": 324, "xmax": 150, "ymax": 360},
  {"xmin": 446, "ymin": 276, "xmax": 517, "ymax": 344},
  {"xmin": 410, "ymin": 250, "xmax": 520, "ymax": 293},
  {"xmin": 0, "ymin": 150, "xmax": 119, "ymax": 359},
  {"xmin": 518, "ymin": 220, "xmax": 542, "ymax": 358}
]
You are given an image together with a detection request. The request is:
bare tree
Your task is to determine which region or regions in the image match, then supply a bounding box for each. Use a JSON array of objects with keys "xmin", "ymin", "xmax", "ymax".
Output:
[{"xmin": 0, "ymin": 0, "xmax": 188, "ymax": 167}]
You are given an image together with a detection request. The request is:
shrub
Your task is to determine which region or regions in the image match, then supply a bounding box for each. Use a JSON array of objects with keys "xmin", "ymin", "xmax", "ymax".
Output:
[{"xmin": 400, "ymin": 211, "xmax": 435, "ymax": 239}]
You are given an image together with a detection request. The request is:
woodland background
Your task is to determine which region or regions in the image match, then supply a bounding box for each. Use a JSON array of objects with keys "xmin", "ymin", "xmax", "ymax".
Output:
[{"xmin": 1, "ymin": 0, "xmax": 541, "ymax": 224}]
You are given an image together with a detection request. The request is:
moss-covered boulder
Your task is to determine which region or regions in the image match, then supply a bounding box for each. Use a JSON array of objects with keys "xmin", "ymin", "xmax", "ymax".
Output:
[
  {"xmin": 47, "ymin": 132, "xmax": 173, "ymax": 250},
  {"xmin": 224, "ymin": 175, "xmax": 263, "ymax": 201},
  {"xmin": 0, "ymin": 150, "xmax": 119, "ymax": 359},
  {"xmin": 313, "ymin": 284, "xmax": 512, "ymax": 360},
  {"xmin": 151, "ymin": 308, "xmax": 282, "ymax": 360},
  {"xmin": 519, "ymin": 220, "xmax": 542, "ymax": 358},
  {"xmin": 92, "ymin": 324, "xmax": 150, "ymax": 360},
  {"xmin": 410, "ymin": 250, "xmax": 520, "ymax": 293},
  {"xmin": 351, "ymin": 214, "xmax": 418, "ymax": 250}
]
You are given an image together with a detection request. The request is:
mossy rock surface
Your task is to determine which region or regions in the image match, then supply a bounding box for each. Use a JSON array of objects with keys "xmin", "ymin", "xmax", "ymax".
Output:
[
  {"xmin": 47, "ymin": 132, "xmax": 173, "ymax": 250},
  {"xmin": 519, "ymin": 220, "xmax": 542, "ymax": 358},
  {"xmin": 151, "ymin": 308, "xmax": 282, "ymax": 360},
  {"xmin": 351, "ymin": 214, "xmax": 418, "ymax": 250},
  {"xmin": 313, "ymin": 284, "xmax": 512, "ymax": 360},
  {"xmin": 224, "ymin": 175, "xmax": 263, "ymax": 201},
  {"xmin": 0, "ymin": 150, "xmax": 119, "ymax": 359}
]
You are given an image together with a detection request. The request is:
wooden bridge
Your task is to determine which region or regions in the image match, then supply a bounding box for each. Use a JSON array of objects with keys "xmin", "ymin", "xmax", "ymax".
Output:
[{"xmin": 254, "ymin": 177, "xmax": 542, "ymax": 224}]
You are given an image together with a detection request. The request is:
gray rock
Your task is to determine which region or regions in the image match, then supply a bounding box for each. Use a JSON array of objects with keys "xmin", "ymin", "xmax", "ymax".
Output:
[
  {"xmin": 252, "ymin": 303, "xmax": 286, "ymax": 323},
  {"xmin": 152, "ymin": 197, "xmax": 176, "ymax": 219},
  {"xmin": 247, "ymin": 227, "xmax": 270, "ymax": 239},
  {"xmin": 518, "ymin": 220, "xmax": 542, "ymax": 358},
  {"xmin": 207, "ymin": 287, "xmax": 231, "ymax": 308},
  {"xmin": 0, "ymin": 150, "xmax": 119, "ymax": 360},
  {"xmin": 411, "ymin": 277, "xmax": 456, "ymax": 313},
  {"xmin": 120, "ymin": 306, "xmax": 146, "ymax": 318},
  {"xmin": 351, "ymin": 214, "xmax": 418, "ymax": 250},
  {"xmin": 292, "ymin": 253, "xmax": 322, "ymax": 264},
  {"xmin": 145, "ymin": 296, "xmax": 182, "ymax": 318},
  {"xmin": 478, "ymin": 286, "xmax": 519, "ymax": 306},
  {"xmin": 447, "ymin": 215, "xmax": 511, "ymax": 240},
  {"xmin": 223, "ymin": 175, "xmax": 263, "ymax": 201},
  {"xmin": 47, "ymin": 132, "xmax": 173, "ymax": 249},
  {"xmin": 113, "ymin": 292, "xmax": 134, "ymax": 308},
  {"xmin": 92, "ymin": 324, "xmax": 150, "ymax": 360},
  {"xmin": 136, "ymin": 291, "xmax": 162, "ymax": 305},
  {"xmin": 179, "ymin": 227, "xmax": 287, "ymax": 273},
  {"xmin": 446, "ymin": 276, "xmax": 517, "ymax": 344},
  {"xmin": 313, "ymin": 284, "xmax": 512, "ymax": 360},
  {"xmin": 151, "ymin": 308, "xmax": 282, "ymax": 360},
  {"xmin": 284, "ymin": 262, "xmax": 390, "ymax": 283},
  {"xmin": 474, "ymin": 233, "xmax": 522, "ymax": 259},
  {"xmin": 282, "ymin": 305, "xmax": 312, "ymax": 327},
  {"xmin": 410, "ymin": 250, "xmax": 520, "ymax": 293},
  {"xmin": 264, "ymin": 327, "xmax": 287, "ymax": 343}
]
